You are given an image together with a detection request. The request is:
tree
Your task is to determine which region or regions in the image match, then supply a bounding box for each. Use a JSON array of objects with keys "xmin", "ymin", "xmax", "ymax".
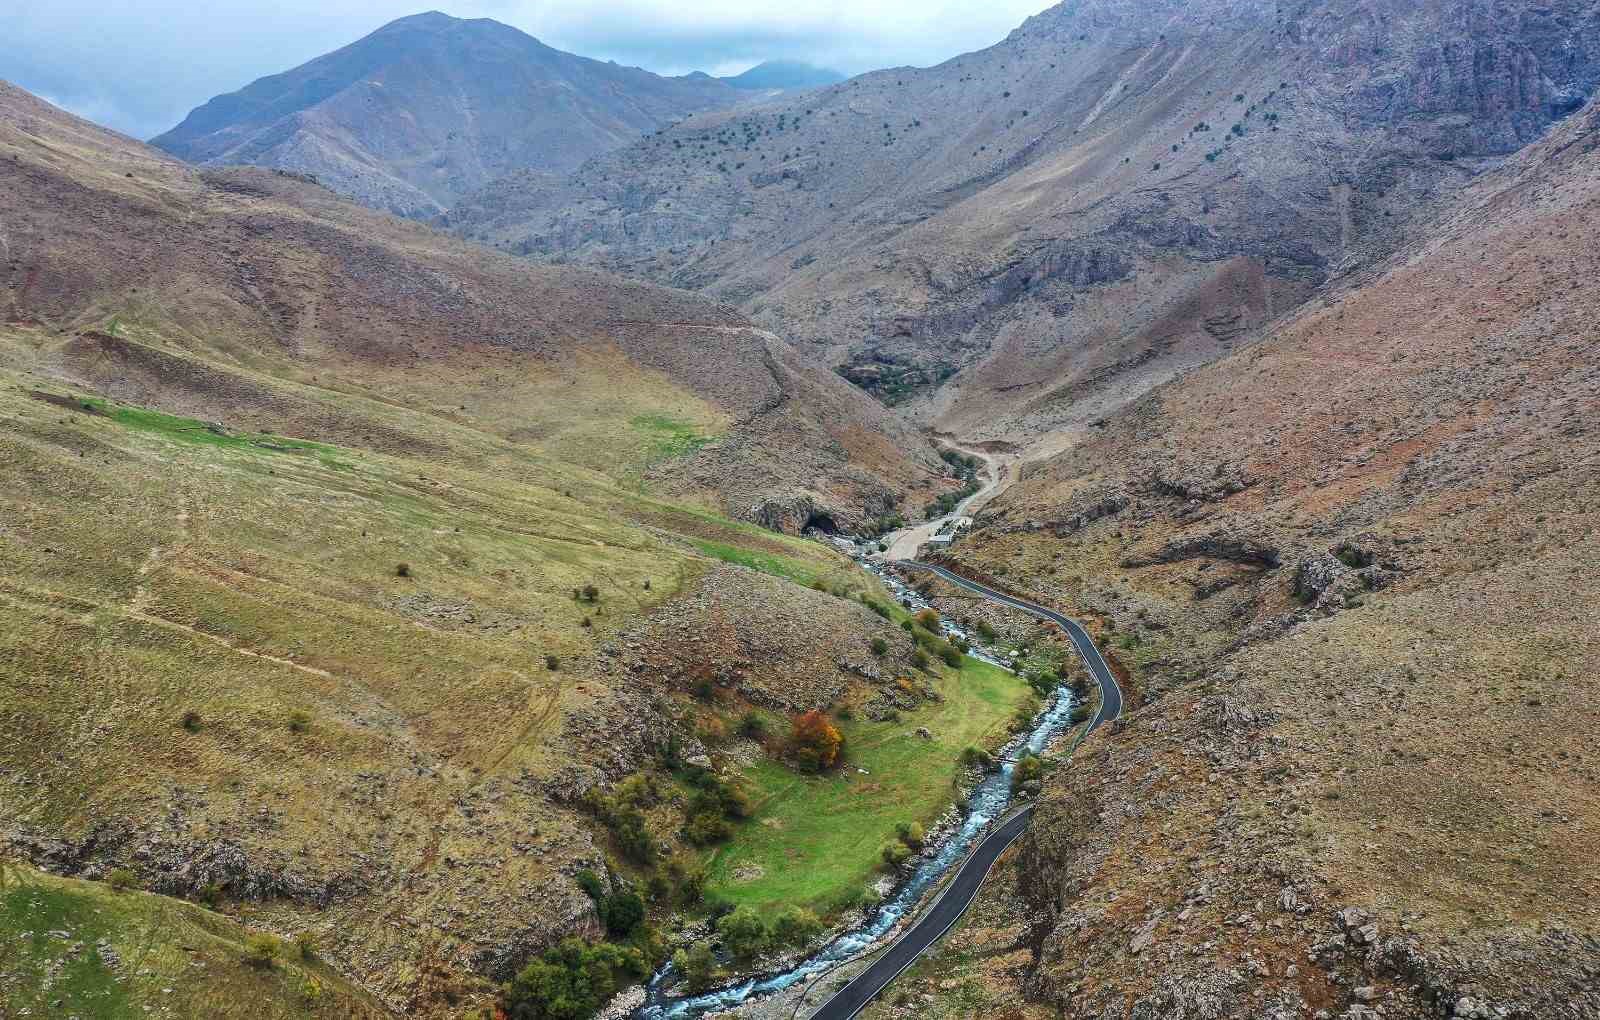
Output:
[
  {"xmin": 791, "ymin": 711, "xmax": 843, "ymax": 772},
  {"xmin": 599, "ymin": 890, "xmax": 645, "ymax": 937},
  {"xmin": 717, "ymin": 907, "xmax": 768, "ymax": 962},
  {"xmin": 503, "ymin": 938, "xmax": 645, "ymax": 1020},
  {"xmin": 673, "ymin": 943, "xmax": 718, "ymax": 993},
  {"xmin": 771, "ymin": 907, "xmax": 822, "ymax": 948}
]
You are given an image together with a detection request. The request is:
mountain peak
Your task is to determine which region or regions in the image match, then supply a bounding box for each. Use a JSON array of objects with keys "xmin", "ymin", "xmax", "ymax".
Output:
[{"xmin": 721, "ymin": 60, "xmax": 846, "ymax": 91}]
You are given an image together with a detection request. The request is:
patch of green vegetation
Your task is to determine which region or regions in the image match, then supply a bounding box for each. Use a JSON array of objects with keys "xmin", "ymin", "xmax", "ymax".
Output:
[
  {"xmin": 78, "ymin": 396, "xmax": 344, "ymax": 463},
  {"xmin": 703, "ymin": 658, "xmax": 1027, "ymax": 919},
  {"xmin": 0, "ymin": 864, "xmax": 381, "ymax": 1019},
  {"xmin": 689, "ymin": 539, "xmax": 824, "ymax": 587},
  {"xmin": 631, "ymin": 413, "xmax": 716, "ymax": 460}
]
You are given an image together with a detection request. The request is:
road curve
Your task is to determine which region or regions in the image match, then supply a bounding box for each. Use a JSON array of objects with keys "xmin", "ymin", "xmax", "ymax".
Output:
[{"xmin": 807, "ymin": 564, "xmax": 1122, "ymax": 1020}]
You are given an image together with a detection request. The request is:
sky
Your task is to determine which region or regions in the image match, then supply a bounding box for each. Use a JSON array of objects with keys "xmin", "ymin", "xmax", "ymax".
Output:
[{"xmin": 1, "ymin": 0, "xmax": 1057, "ymax": 141}]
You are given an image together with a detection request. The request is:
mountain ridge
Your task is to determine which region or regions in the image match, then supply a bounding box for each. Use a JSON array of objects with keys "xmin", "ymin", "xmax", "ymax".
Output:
[{"xmin": 150, "ymin": 11, "xmax": 758, "ymax": 217}]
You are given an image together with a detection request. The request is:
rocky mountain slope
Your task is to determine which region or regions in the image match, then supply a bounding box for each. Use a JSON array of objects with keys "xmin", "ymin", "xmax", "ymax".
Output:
[
  {"xmin": 150, "ymin": 12, "xmax": 756, "ymax": 218},
  {"xmin": 0, "ymin": 80, "xmax": 958, "ymax": 1016},
  {"xmin": 446, "ymin": 0, "xmax": 1600, "ymax": 443},
  {"xmin": 886, "ymin": 90, "xmax": 1600, "ymax": 1020}
]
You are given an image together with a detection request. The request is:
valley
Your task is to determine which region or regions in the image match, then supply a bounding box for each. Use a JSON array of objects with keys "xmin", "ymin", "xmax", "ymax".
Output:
[{"xmin": 4, "ymin": 1, "xmax": 1600, "ymax": 1019}]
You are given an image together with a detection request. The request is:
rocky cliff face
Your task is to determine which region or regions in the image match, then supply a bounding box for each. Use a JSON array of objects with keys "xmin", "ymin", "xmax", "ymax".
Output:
[
  {"xmin": 151, "ymin": 12, "xmax": 753, "ymax": 217},
  {"xmin": 446, "ymin": 0, "xmax": 1600, "ymax": 444}
]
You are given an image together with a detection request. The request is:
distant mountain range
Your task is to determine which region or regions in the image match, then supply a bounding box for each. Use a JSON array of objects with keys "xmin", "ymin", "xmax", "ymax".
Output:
[
  {"xmin": 150, "ymin": 12, "xmax": 786, "ymax": 217},
  {"xmin": 719, "ymin": 60, "xmax": 845, "ymax": 91}
]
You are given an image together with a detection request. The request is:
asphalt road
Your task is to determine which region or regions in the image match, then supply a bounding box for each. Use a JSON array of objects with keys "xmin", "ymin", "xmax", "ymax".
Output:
[
  {"xmin": 806, "ymin": 563, "xmax": 1122, "ymax": 1020},
  {"xmin": 805, "ymin": 808, "xmax": 1034, "ymax": 1020},
  {"xmin": 903, "ymin": 562, "xmax": 1124, "ymax": 730}
]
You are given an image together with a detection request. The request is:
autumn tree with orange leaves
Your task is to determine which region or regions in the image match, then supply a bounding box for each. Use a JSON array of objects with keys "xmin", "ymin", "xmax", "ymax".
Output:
[{"xmin": 791, "ymin": 710, "xmax": 843, "ymax": 773}]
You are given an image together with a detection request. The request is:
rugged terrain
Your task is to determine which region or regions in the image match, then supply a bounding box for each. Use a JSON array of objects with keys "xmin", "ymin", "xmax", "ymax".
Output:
[
  {"xmin": 150, "ymin": 12, "xmax": 758, "ymax": 218},
  {"xmin": 879, "ymin": 88, "xmax": 1600, "ymax": 1020},
  {"xmin": 0, "ymin": 80, "xmax": 973, "ymax": 1017},
  {"xmin": 446, "ymin": 0, "xmax": 1600, "ymax": 444}
]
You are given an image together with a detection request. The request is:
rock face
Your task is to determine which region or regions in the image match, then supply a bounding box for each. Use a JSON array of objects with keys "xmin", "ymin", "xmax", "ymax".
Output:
[
  {"xmin": 908, "ymin": 91, "xmax": 1600, "ymax": 1020},
  {"xmin": 151, "ymin": 12, "xmax": 754, "ymax": 217},
  {"xmin": 446, "ymin": 0, "xmax": 1600, "ymax": 442}
]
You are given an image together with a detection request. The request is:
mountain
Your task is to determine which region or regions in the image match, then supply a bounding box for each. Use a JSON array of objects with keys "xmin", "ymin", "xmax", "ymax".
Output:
[
  {"xmin": 719, "ymin": 60, "xmax": 846, "ymax": 91},
  {"xmin": 445, "ymin": 0, "xmax": 1600, "ymax": 444},
  {"xmin": 0, "ymin": 80, "xmax": 967, "ymax": 1014},
  {"xmin": 150, "ymin": 12, "xmax": 755, "ymax": 217},
  {"xmin": 895, "ymin": 91, "xmax": 1600, "ymax": 1018}
]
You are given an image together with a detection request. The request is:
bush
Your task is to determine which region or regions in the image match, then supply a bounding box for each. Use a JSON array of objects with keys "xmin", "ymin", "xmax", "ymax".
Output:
[
  {"xmin": 294, "ymin": 931, "xmax": 318, "ymax": 961},
  {"xmin": 1011, "ymin": 753, "xmax": 1044, "ymax": 794},
  {"xmin": 771, "ymin": 907, "xmax": 822, "ymax": 948},
  {"xmin": 545, "ymin": 654, "xmax": 560, "ymax": 671},
  {"xmin": 674, "ymin": 942, "xmax": 718, "ymax": 993},
  {"xmin": 106, "ymin": 867, "xmax": 138, "ymax": 891},
  {"xmin": 575, "ymin": 869, "xmax": 605, "ymax": 900},
  {"xmin": 683, "ymin": 812, "xmax": 733, "ymax": 846},
  {"xmin": 244, "ymin": 933, "xmax": 280, "ymax": 969},
  {"xmin": 692, "ymin": 679, "xmax": 716, "ymax": 703},
  {"xmin": 870, "ymin": 637, "xmax": 889, "ymax": 656},
  {"xmin": 1070, "ymin": 704, "xmax": 1092, "ymax": 724},
  {"xmin": 717, "ymin": 907, "xmax": 768, "ymax": 962},
  {"xmin": 394, "ymin": 563, "xmax": 411, "ymax": 578},
  {"xmin": 599, "ymin": 890, "xmax": 646, "ymax": 937},
  {"xmin": 938, "ymin": 645, "xmax": 963, "ymax": 669},
  {"xmin": 738, "ymin": 711, "xmax": 767, "ymax": 741},
  {"xmin": 286, "ymin": 710, "xmax": 311, "ymax": 734},
  {"xmin": 914, "ymin": 609, "xmax": 941, "ymax": 632},
  {"xmin": 975, "ymin": 621, "xmax": 997, "ymax": 643},
  {"xmin": 961, "ymin": 746, "xmax": 995, "ymax": 770},
  {"xmin": 791, "ymin": 711, "xmax": 843, "ymax": 772},
  {"xmin": 895, "ymin": 821, "xmax": 925, "ymax": 850},
  {"xmin": 503, "ymin": 938, "xmax": 646, "ymax": 1020},
  {"xmin": 179, "ymin": 710, "xmax": 202, "ymax": 733},
  {"xmin": 911, "ymin": 649, "xmax": 931, "ymax": 671},
  {"xmin": 880, "ymin": 842, "xmax": 911, "ymax": 868}
]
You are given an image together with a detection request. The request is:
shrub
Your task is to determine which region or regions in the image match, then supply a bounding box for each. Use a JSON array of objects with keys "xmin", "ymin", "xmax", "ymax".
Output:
[
  {"xmin": 286, "ymin": 710, "xmax": 311, "ymax": 734},
  {"xmin": 911, "ymin": 649, "xmax": 931, "ymax": 671},
  {"xmin": 1011, "ymin": 753, "xmax": 1044, "ymax": 794},
  {"xmin": 581, "ymin": 584, "xmax": 600, "ymax": 603},
  {"xmin": 771, "ymin": 907, "xmax": 822, "ymax": 948},
  {"xmin": 698, "ymin": 714, "xmax": 729, "ymax": 745},
  {"xmin": 106, "ymin": 867, "xmax": 138, "ymax": 891},
  {"xmin": 684, "ymin": 812, "xmax": 733, "ymax": 846},
  {"xmin": 545, "ymin": 654, "xmax": 560, "ymax": 671},
  {"xmin": 692, "ymin": 679, "xmax": 716, "ymax": 703},
  {"xmin": 870, "ymin": 637, "xmax": 889, "ymax": 656},
  {"xmin": 738, "ymin": 711, "xmax": 767, "ymax": 741},
  {"xmin": 674, "ymin": 942, "xmax": 718, "ymax": 993},
  {"xmin": 244, "ymin": 933, "xmax": 280, "ymax": 969},
  {"xmin": 717, "ymin": 907, "xmax": 768, "ymax": 962},
  {"xmin": 960, "ymin": 746, "xmax": 995, "ymax": 770},
  {"xmin": 502, "ymin": 938, "xmax": 646, "ymax": 1020},
  {"xmin": 599, "ymin": 890, "xmax": 646, "ymax": 937},
  {"xmin": 914, "ymin": 609, "xmax": 941, "ymax": 632},
  {"xmin": 179, "ymin": 710, "xmax": 202, "ymax": 733},
  {"xmin": 880, "ymin": 842, "xmax": 911, "ymax": 868},
  {"xmin": 294, "ymin": 931, "xmax": 318, "ymax": 961},
  {"xmin": 938, "ymin": 645, "xmax": 963, "ymax": 669},
  {"xmin": 575, "ymin": 869, "xmax": 605, "ymax": 900},
  {"xmin": 895, "ymin": 821, "xmax": 926, "ymax": 850},
  {"xmin": 900, "ymin": 619, "xmax": 914, "ymax": 632},
  {"xmin": 394, "ymin": 563, "xmax": 411, "ymax": 578},
  {"xmin": 791, "ymin": 711, "xmax": 843, "ymax": 772},
  {"xmin": 1070, "ymin": 704, "xmax": 1092, "ymax": 724}
]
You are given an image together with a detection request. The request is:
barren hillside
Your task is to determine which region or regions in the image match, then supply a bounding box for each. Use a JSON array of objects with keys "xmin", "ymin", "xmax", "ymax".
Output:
[
  {"xmin": 875, "ymin": 91, "xmax": 1600, "ymax": 1020},
  {"xmin": 0, "ymin": 81, "xmax": 970, "ymax": 1017},
  {"xmin": 447, "ymin": 0, "xmax": 1600, "ymax": 443}
]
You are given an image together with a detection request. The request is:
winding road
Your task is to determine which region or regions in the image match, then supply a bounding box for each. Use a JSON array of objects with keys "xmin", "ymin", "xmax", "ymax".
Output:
[{"xmin": 806, "ymin": 564, "xmax": 1122, "ymax": 1020}]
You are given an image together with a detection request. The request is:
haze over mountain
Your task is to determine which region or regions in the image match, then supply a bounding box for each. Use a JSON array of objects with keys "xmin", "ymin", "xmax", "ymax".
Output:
[
  {"xmin": 448, "ymin": 0, "xmax": 1600, "ymax": 443},
  {"xmin": 150, "ymin": 11, "xmax": 762, "ymax": 217},
  {"xmin": 719, "ymin": 60, "xmax": 846, "ymax": 91}
]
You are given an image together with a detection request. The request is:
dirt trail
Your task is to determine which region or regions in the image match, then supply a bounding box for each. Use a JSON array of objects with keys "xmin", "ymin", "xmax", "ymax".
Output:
[{"xmin": 880, "ymin": 446, "xmax": 1010, "ymax": 562}]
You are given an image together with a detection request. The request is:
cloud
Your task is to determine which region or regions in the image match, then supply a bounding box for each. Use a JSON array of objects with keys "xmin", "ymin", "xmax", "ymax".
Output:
[{"xmin": 0, "ymin": 0, "xmax": 1054, "ymax": 138}]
